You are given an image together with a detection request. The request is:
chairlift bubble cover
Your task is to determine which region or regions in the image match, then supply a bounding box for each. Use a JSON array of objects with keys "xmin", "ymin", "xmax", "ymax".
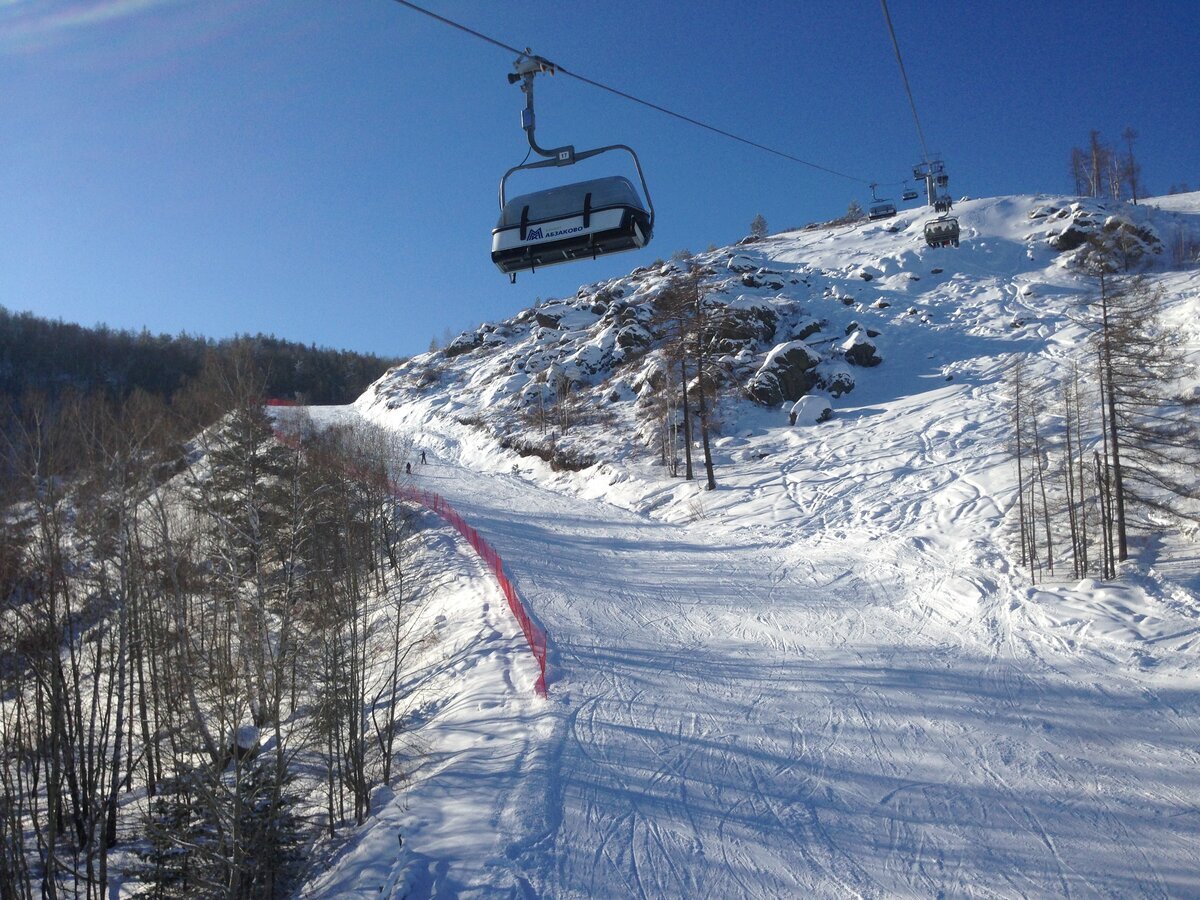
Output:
[{"xmin": 492, "ymin": 176, "xmax": 652, "ymax": 275}]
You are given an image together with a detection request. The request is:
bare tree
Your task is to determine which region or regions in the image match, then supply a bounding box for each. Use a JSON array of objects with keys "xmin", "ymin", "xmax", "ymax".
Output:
[
  {"xmin": 1070, "ymin": 147, "xmax": 1088, "ymax": 196},
  {"xmin": 652, "ymin": 275, "xmax": 696, "ymax": 481},
  {"xmin": 1006, "ymin": 358, "xmax": 1033, "ymax": 569},
  {"xmin": 1121, "ymin": 127, "xmax": 1141, "ymax": 205},
  {"xmin": 1078, "ymin": 237, "xmax": 1200, "ymax": 563},
  {"xmin": 1088, "ymin": 130, "xmax": 1111, "ymax": 198},
  {"xmin": 1070, "ymin": 131, "xmax": 1118, "ymax": 199}
]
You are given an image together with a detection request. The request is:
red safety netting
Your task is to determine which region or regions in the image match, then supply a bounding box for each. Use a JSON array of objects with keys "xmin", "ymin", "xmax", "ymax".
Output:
[
  {"xmin": 390, "ymin": 482, "xmax": 548, "ymax": 697},
  {"xmin": 270, "ymin": 420, "xmax": 548, "ymax": 697}
]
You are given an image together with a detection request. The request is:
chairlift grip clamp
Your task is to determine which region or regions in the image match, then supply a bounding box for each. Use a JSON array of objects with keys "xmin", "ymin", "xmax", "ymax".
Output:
[{"xmin": 510, "ymin": 49, "xmax": 557, "ymax": 81}]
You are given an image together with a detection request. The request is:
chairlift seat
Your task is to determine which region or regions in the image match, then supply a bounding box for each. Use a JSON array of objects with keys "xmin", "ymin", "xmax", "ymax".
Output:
[
  {"xmin": 491, "ymin": 176, "xmax": 652, "ymax": 276},
  {"xmin": 868, "ymin": 201, "xmax": 897, "ymax": 221},
  {"xmin": 923, "ymin": 216, "xmax": 960, "ymax": 248},
  {"xmin": 901, "ymin": 189, "xmax": 919, "ymax": 201}
]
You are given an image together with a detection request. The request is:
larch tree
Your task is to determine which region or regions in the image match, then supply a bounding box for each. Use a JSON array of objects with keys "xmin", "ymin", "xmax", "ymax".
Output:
[{"xmin": 1078, "ymin": 236, "xmax": 1200, "ymax": 562}]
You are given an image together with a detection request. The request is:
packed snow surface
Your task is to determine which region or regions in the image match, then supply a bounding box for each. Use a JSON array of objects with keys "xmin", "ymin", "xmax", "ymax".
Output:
[{"xmin": 309, "ymin": 195, "xmax": 1200, "ymax": 897}]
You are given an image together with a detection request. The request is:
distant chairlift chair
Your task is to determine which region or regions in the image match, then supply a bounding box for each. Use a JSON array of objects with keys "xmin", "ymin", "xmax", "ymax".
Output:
[
  {"xmin": 866, "ymin": 183, "xmax": 896, "ymax": 221},
  {"xmin": 924, "ymin": 216, "xmax": 960, "ymax": 248},
  {"xmin": 868, "ymin": 200, "xmax": 897, "ymax": 221},
  {"xmin": 490, "ymin": 52, "xmax": 655, "ymax": 282}
]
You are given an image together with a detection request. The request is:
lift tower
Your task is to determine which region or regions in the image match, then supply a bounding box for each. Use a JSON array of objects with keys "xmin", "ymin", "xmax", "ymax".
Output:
[{"xmin": 912, "ymin": 158, "xmax": 952, "ymax": 212}]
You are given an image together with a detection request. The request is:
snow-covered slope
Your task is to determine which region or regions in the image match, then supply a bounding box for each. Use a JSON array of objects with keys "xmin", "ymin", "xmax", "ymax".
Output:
[
  {"xmin": 365, "ymin": 194, "xmax": 1196, "ymax": 524},
  {"xmin": 318, "ymin": 194, "xmax": 1200, "ymax": 896}
]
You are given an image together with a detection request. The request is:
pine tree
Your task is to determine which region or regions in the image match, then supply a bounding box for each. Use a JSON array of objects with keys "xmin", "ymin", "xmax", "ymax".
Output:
[
  {"xmin": 194, "ymin": 400, "xmax": 293, "ymax": 729},
  {"xmin": 233, "ymin": 757, "xmax": 305, "ymax": 898},
  {"xmin": 131, "ymin": 795, "xmax": 198, "ymax": 899}
]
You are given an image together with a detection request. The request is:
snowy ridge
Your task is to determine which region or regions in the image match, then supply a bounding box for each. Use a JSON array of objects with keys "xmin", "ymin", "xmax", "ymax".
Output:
[{"xmin": 318, "ymin": 194, "xmax": 1200, "ymax": 896}]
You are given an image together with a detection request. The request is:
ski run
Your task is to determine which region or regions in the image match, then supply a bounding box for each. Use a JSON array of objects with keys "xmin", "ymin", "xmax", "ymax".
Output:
[{"xmin": 310, "ymin": 194, "xmax": 1199, "ymax": 897}]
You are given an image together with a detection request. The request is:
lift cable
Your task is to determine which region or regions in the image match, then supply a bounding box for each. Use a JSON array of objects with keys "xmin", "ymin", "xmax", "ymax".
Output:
[
  {"xmin": 390, "ymin": 0, "xmax": 872, "ymax": 185},
  {"xmin": 879, "ymin": 0, "xmax": 931, "ymax": 165}
]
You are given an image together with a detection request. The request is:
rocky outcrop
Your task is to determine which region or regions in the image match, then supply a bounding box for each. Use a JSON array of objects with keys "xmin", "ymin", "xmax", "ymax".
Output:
[
  {"xmin": 445, "ymin": 331, "xmax": 483, "ymax": 358},
  {"xmin": 746, "ymin": 341, "xmax": 820, "ymax": 405},
  {"xmin": 741, "ymin": 269, "xmax": 786, "ymax": 289},
  {"xmin": 616, "ymin": 324, "xmax": 653, "ymax": 350},
  {"xmin": 712, "ymin": 305, "xmax": 779, "ymax": 354},
  {"xmin": 817, "ymin": 368, "xmax": 855, "ymax": 397},
  {"xmin": 1040, "ymin": 202, "xmax": 1164, "ymax": 267}
]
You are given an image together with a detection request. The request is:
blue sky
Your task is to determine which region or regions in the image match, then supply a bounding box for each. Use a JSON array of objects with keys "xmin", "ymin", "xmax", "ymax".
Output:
[{"xmin": 2, "ymin": 1, "xmax": 1198, "ymax": 359}]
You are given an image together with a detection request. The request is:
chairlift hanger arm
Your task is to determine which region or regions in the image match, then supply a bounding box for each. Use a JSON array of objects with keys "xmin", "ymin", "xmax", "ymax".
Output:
[{"xmin": 510, "ymin": 51, "xmax": 578, "ymax": 163}]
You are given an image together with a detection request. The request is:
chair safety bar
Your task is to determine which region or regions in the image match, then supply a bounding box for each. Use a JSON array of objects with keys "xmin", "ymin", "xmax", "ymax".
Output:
[{"xmin": 498, "ymin": 144, "xmax": 655, "ymax": 236}]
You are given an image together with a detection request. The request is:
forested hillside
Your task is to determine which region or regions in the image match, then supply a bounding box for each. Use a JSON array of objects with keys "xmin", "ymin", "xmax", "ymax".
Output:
[
  {"xmin": 0, "ymin": 369, "xmax": 434, "ymax": 896},
  {"xmin": 0, "ymin": 307, "xmax": 400, "ymax": 408}
]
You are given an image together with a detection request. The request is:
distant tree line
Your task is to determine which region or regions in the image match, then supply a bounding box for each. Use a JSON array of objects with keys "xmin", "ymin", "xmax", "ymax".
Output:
[
  {"xmin": 0, "ymin": 306, "xmax": 400, "ymax": 410},
  {"xmin": 1007, "ymin": 235, "xmax": 1199, "ymax": 582},
  {"xmin": 0, "ymin": 357, "xmax": 425, "ymax": 897}
]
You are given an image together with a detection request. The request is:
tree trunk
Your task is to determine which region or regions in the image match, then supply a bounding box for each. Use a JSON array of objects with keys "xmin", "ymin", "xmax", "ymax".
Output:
[
  {"xmin": 1098, "ymin": 276, "xmax": 1129, "ymax": 561},
  {"xmin": 679, "ymin": 356, "xmax": 694, "ymax": 481}
]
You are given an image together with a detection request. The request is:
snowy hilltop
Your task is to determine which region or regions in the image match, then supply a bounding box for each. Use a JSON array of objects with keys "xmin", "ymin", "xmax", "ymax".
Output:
[
  {"xmin": 363, "ymin": 192, "xmax": 1198, "ymax": 535},
  {"xmin": 316, "ymin": 192, "xmax": 1200, "ymax": 897}
]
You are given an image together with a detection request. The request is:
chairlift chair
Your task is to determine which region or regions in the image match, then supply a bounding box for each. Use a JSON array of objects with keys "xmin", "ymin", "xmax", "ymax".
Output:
[
  {"xmin": 868, "ymin": 201, "xmax": 897, "ymax": 221},
  {"xmin": 493, "ymin": 174, "xmax": 652, "ymax": 277},
  {"xmin": 491, "ymin": 52, "xmax": 655, "ymax": 282},
  {"xmin": 901, "ymin": 188, "xmax": 919, "ymax": 202},
  {"xmin": 866, "ymin": 182, "xmax": 896, "ymax": 221},
  {"xmin": 923, "ymin": 216, "xmax": 960, "ymax": 248}
]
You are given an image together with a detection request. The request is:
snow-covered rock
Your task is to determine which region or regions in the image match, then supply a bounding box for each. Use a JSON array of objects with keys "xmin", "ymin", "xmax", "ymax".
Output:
[
  {"xmin": 445, "ymin": 330, "xmax": 483, "ymax": 357},
  {"xmin": 746, "ymin": 340, "xmax": 821, "ymax": 405},
  {"xmin": 841, "ymin": 329, "xmax": 882, "ymax": 367},
  {"xmin": 789, "ymin": 393, "xmax": 832, "ymax": 425}
]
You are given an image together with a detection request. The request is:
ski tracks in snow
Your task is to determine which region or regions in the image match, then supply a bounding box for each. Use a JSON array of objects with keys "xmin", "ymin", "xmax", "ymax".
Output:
[{"xmin": 348, "ymin": 406, "xmax": 1200, "ymax": 898}]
